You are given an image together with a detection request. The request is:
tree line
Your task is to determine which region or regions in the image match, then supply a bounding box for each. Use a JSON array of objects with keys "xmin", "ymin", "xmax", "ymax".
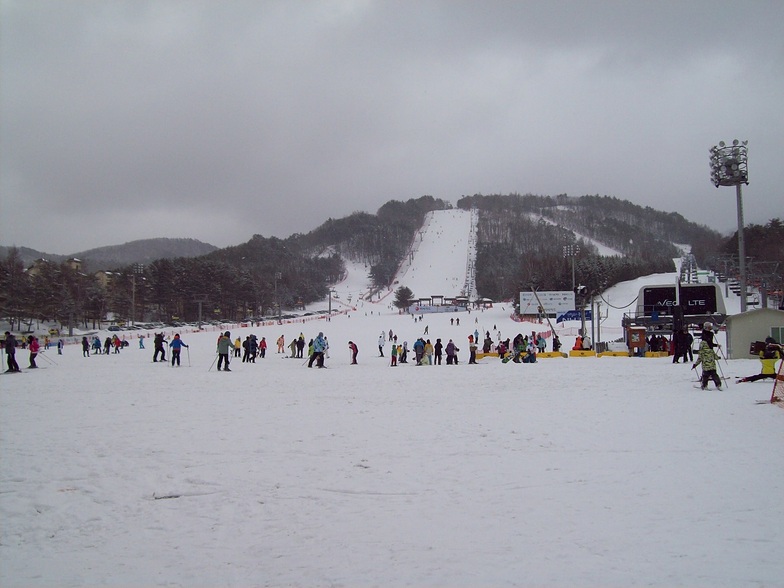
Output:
[{"xmin": 2, "ymin": 193, "xmax": 779, "ymax": 331}]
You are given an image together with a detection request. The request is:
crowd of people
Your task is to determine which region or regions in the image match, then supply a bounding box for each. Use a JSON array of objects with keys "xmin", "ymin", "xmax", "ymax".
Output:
[{"xmin": 4, "ymin": 321, "xmax": 782, "ymax": 382}]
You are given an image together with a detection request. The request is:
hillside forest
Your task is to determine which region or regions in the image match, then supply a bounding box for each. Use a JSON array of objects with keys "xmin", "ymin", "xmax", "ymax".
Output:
[{"xmin": 1, "ymin": 194, "xmax": 781, "ymax": 331}]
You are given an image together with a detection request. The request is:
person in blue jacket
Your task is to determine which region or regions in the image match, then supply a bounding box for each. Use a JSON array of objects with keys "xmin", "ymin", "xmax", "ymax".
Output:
[
  {"xmin": 169, "ymin": 333, "xmax": 189, "ymax": 367},
  {"xmin": 308, "ymin": 332, "xmax": 327, "ymax": 368}
]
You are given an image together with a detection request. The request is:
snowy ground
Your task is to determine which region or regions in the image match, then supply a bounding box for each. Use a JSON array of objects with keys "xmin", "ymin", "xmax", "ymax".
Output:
[{"xmin": 2, "ymin": 217, "xmax": 782, "ymax": 587}]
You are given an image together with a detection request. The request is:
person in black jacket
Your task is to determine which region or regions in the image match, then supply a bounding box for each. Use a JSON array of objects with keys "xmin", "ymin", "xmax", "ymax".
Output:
[{"xmin": 4, "ymin": 332, "xmax": 20, "ymax": 372}]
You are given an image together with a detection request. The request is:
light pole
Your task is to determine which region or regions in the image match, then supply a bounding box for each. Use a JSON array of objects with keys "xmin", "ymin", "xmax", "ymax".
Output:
[
  {"xmin": 274, "ymin": 272, "xmax": 282, "ymax": 323},
  {"xmin": 131, "ymin": 263, "xmax": 144, "ymax": 326},
  {"xmin": 710, "ymin": 139, "xmax": 749, "ymax": 312},
  {"xmin": 563, "ymin": 244, "xmax": 580, "ymax": 294}
]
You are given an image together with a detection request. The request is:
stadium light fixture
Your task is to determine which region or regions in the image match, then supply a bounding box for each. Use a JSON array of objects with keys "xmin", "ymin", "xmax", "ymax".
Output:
[{"xmin": 709, "ymin": 139, "xmax": 749, "ymax": 312}]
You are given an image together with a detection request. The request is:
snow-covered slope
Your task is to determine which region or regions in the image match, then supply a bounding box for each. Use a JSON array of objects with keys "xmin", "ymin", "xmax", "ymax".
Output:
[
  {"xmin": 392, "ymin": 208, "xmax": 477, "ymax": 300},
  {"xmin": 2, "ymin": 270, "xmax": 781, "ymax": 587},
  {"xmin": 532, "ymin": 213, "xmax": 625, "ymax": 256},
  {"xmin": 326, "ymin": 209, "xmax": 478, "ymax": 308}
]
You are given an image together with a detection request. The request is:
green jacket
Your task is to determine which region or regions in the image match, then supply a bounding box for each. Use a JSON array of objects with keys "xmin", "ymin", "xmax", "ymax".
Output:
[
  {"xmin": 216, "ymin": 335, "xmax": 235, "ymax": 354},
  {"xmin": 694, "ymin": 341, "xmax": 719, "ymax": 371}
]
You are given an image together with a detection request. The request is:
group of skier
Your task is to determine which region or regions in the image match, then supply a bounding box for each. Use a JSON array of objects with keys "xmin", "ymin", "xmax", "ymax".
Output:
[
  {"xmin": 81, "ymin": 335, "xmax": 129, "ymax": 357},
  {"xmin": 147, "ymin": 332, "xmax": 190, "ymax": 367},
  {"xmin": 3, "ymin": 332, "xmax": 60, "ymax": 372}
]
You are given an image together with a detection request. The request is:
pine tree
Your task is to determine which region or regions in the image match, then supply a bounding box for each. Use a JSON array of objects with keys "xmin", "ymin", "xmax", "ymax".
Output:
[{"xmin": 393, "ymin": 286, "xmax": 415, "ymax": 310}]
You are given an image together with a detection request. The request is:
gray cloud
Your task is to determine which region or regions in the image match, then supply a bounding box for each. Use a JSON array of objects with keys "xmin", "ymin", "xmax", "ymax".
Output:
[{"xmin": 2, "ymin": 0, "xmax": 782, "ymax": 253}]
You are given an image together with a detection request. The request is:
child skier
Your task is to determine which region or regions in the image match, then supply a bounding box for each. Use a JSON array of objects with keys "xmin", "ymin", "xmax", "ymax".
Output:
[{"xmin": 692, "ymin": 340, "xmax": 723, "ymax": 390}]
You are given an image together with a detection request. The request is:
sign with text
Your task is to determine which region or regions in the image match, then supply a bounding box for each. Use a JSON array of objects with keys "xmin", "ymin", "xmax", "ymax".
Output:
[
  {"xmin": 557, "ymin": 309, "xmax": 593, "ymax": 323},
  {"xmin": 639, "ymin": 284, "xmax": 724, "ymax": 317},
  {"xmin": 520, "ymin": 291, "xmax": 574, "ymax": 315}
]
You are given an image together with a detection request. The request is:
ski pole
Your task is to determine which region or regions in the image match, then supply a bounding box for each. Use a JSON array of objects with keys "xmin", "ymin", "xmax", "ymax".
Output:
[
  {"xmin": 716, "ymin": 357, "xmax": 729, "ymax": 386},
  {"xmin": 208, "ymin": 353, "xmax": 219, "ymax": 372},
  {"xmin": 39, "ymin": 351, "xmax": 58, "ymax": 365}
]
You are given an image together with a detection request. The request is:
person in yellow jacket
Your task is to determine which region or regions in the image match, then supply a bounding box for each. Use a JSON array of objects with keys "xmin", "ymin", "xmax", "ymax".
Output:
[
  {"xmin": 737, "ymin": 340, "xmax": 782, "ymax": 383},
  {"xmin": 234, "ymin": 337, "xmax": 242, "ymax": 357}
]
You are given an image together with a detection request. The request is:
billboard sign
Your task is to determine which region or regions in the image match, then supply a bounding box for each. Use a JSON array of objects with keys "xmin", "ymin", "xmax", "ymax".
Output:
[
  {"xmin": 679, "ymin": 284, "xmax": 720, "ymax": 315},
  {"xmin": 641, "ymin": 286, "xmax": 678, "ymax": 316},
  {"xmin": 639, "ymin": 284, "xmax": 724, "ymax": 317},
  {"xmin": 556, "ymin": 310, "xmax": 593, "ymax": 323},
  {"xmin": 520, "ymin": 290, "xmax": 574, "ymax": 315}
]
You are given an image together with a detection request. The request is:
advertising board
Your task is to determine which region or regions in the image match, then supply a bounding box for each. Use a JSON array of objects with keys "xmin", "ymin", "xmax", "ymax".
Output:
[{"xmin": 520, "ymin": 291, "xmax": 575, "ymax": 315}]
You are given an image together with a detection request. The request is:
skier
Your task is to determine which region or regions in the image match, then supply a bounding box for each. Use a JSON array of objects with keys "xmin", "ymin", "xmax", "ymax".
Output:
[
  {"xmin": 242, "ymin": 336, "xmax": 251, "ymax": 362},
  {"xmin": 378, "ymin": 333, "xmax": 385, "ymax": 357},
  {"xmin": 468, "ymin": 335, "xmax": 477, "ymax": 364},
  {"xmin": 445, "ymin": 339, "xmax": 459, "ymax": 365},
  {"xmin": 57, "ymin": 338, "xmax": 64, "ymax": 355},
  {"xmin": 234, "ymin": 336, "xmax": 242, "ymax": 358},
  {"xmin": 522, "ymin": 340, "xmax": 537, "ymax": 363},
  {"xmin": 216, "ymin": 331, "xmax": 235, "ymax": 371},
  {"xmin": 700, "ymin": 322, "xmax": 718, "ymax": 349},
  {"xmin": 672, "ymin": 328, "xmax": 689, "ymax": 363},
  {"xmin": 308, "ymin": 332, "xmax": 327, "ymax": 368},
  {"xmin": 390, "ymin": 342, "xmax": 398, "ymax": 366},
  {"xmin": 4, "ymin": 332, "xmax": 20, "ymax": 372},
  {"xmin": 27, "ymin": 336, "xmax": 39, "ymax": 368},
  {"xmin": 737, "ymin": 340, "xmax": 782, "ymax": 383},
  {"xmin": 153, "ymin": 333, "xmax": 167, "ymax": 362},
  {"xmin": 413, "ymin": 338, "xmax": 425, "ymax": 365},
  {"xmin": 259, "ymin": 336, "xmax": 267, "ymax": 358},
  {"xmin": 169, "ymin": 334, "xmax": 189, "ymax": 367},
  {"xmin": 82, "ymin": 336, "xmax": 90, "ymax": 357},
  {"xmin": 399, "ymin": 341, "xmax": 408, "ymax": 363},
  {"xmin": 139, "ymin": 334, "xmax": 145, "ymax": 349},
  {"xmin": 348, "ymin": 341, "xmax": 358, "ymax": 364},
  {"xmin": 692, "ymin": 340, "xmax": 722, "ymax": 390},
  {"xmin": 276, "ymin": 335, "xmax": 285, "ymax": 354},
  {"xmin": 288, "ymin": 338, "xmax": 297, "ymax": 358},
  {"xmin": 424, "ymin": 339, "xmax": 434, "ymax": 365},
  {"xmin": 434, "ymin": 338, "xmax": 443, "ymax": 365},
  {"xmin": 296, "ymin": 334, "xmax": 305, "ymax": 358}
]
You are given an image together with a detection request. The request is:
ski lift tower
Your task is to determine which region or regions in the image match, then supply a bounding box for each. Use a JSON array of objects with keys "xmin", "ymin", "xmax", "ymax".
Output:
[{"xmin": 709, "ymin": 139, "xmax": 749, "ymax": 312}]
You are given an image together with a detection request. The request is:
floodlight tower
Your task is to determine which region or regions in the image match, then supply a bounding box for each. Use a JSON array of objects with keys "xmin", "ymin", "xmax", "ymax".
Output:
[
  {"xmin": 563, "ymin": 244, "xmax": 580, "ymax": 292},
  {"xmin": 709, "ymin": 139, "xmax": 749, "ymax": 312}
]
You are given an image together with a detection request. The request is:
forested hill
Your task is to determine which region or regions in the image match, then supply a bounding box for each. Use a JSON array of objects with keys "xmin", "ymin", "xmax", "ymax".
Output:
[
  {"xmin": 456, "ymin": 193, "xmax": 726, "ymax": 299},
  {"xmin": 0, "ymin": 238, "xmax": 217, "ymax": 271},
  {"xmin": 2, "ymin": 194, "xmax": 779, "ymax": 328}
]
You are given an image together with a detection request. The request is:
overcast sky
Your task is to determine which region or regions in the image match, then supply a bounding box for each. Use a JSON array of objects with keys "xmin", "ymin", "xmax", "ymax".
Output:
[{"xmin": 2, "ymin": 0, "xmax": 782, "ymax": 254}]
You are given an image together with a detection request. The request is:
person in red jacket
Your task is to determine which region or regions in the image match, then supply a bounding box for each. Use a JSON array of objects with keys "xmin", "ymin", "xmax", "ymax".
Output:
[{"xmin": 28, "ymin": 336, "xmax": 40, "ymax": 369}]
